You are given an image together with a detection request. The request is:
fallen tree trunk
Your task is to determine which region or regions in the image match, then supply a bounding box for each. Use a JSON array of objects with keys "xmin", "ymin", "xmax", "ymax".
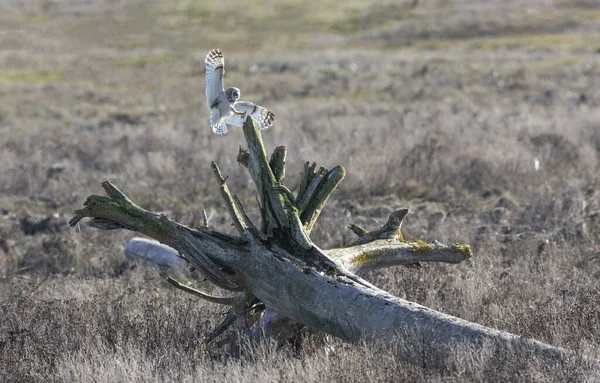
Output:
[{"xmin": 70, "ymin": 118, "xmax": 566, "ymax": 369}]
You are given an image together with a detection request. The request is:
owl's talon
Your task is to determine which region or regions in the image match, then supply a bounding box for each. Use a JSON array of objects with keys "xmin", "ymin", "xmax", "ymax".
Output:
[{"xmin": 230, "ymin": 106, "xmax": 246, "ymax": 117}]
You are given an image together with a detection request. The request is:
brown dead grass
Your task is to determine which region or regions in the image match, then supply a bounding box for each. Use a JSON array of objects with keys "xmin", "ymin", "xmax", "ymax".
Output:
[{"xmin": 1, "ymin": 0, "xmax": 600, "ymax": 381}]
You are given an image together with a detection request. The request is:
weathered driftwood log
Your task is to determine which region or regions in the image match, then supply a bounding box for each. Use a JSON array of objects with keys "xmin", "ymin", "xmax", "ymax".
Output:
[
  {"xmin": 70, "ymin": 118, "xmax": 566, "ymax": 369},
  {"xmin": 124, "ymin": 238, "xmax": 187, "ymax": 270}
]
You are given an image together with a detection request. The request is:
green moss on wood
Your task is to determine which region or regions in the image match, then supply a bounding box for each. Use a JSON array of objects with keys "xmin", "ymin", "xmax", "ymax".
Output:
[
  {"xmin": 72, "ymin": 194, "xmax": 176, "ymax": 244},
  {"xmin": 351, "ymin": 247, "xmax": 392, "ymax": 267},
  {"xmin": 407, "ymin": 239, "xmax": 431, "ymax": 255},
  {"xmin": 450, "ymin": 243, "xmax": 473, "ymax": 258}
]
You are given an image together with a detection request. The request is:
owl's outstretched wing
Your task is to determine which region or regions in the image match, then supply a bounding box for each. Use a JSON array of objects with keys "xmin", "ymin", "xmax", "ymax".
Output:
[
  {"xmin": 205, "ymin": 49, "xmax": 224, "ymax": 109},
  {"xmin": 211, "ymin": 108, "xmax": 227, "ymax": 135},
  {"xmin": 227, "ymin": 101, "xmax": 275, "ymax": 131}
]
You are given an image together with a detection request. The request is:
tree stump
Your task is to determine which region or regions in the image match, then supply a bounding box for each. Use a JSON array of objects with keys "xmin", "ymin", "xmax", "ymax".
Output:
[{"xmin": 70, "ymin": 118, "xmax": 566, "ymax": 370}]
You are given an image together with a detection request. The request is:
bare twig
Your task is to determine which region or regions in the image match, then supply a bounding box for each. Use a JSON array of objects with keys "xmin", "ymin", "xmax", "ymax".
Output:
[
  {"xmin": 234, "ymin": 195, "xmax": 266, "ymax": 241},
  {"xmin": 348, "ymin": 223, "xmax": 368, "ymax": 237},
  {"xmin": 201, "ymin": 209, "xmax": 209, "ymax": 227},
  {"xmin": 204, "ymin": 309, "xmax": 237, "ymax": 346},
  {"xmin": 211, "ymin": 162, "xmax": 251, "ymax": 240},
  {"xmin": 349, "ymin": 209, "xmax": 409, "ymax": 246},
  {"xmin": 167, "ymin": 277, "xmax": 239, "ymax": 305}
]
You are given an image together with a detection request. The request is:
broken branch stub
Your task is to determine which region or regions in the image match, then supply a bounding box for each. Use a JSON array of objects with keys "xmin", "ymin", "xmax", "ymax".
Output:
[
  {"xmin": 71, "ymin": 117, "xmax": 567, "ymax": 370},
  {"xmin": 269, "ymin": 146, "xmax": 286, "ymax": 184}
]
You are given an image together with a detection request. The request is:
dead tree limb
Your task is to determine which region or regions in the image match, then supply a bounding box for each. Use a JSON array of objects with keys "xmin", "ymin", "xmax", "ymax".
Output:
[{"xmin": 71, "ymin": 117, "xmax": 567, "ymax": 370}]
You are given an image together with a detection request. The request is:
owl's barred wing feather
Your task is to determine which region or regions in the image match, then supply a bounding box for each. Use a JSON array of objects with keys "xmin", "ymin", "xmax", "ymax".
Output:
[
  {"xmin": 205, "ymin": 49, "xmax": 225, "ymax": 109},
  {"xmin": 229, "ymin": 101, "xmax": 275, "ymax": 131},
  {"xmin": 210, "ymin": 108, "xmax": 222, "ymax": 133},
  {"xmin": 214, "ymin": 118, "xmax": 228, "ymax": 135}
]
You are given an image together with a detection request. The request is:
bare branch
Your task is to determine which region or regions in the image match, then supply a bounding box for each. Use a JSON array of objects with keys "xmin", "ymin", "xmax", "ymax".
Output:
[
  {"xmin": 300, "ymin": 166, "xmax": 346, "ymax": 233},
  {"xmin": 201, "ymin": 209, "xmax": 209, "ymax": 227},
  {"xmin": 242, "ymin": 118, "xmax": 292, "ymax": 233},
  {"xmin": 234, "ymin": 195, "xmax": 266, "ymax": 241},
  {"xmin": 87, "ymin": 218, "xmax": 135, "ymax": 231},
  {"xmin": 381, "ymin": 209, "xmax": 408, "ymax": 234},
  {"xmin": 269, "ymin": 146, "xmax": 286, "ymax": 184},
  {"xmin": 101, "ymin": 180, "xmax": 131, "ymax": 201},
  {"xmin": 69, "ymin": 182, "xmax": 246, "ymax": 291},
  {"xmin": 327, "ymin": 240, "xmax": 473, "ymax": 274},
  {"xmin": 204, "ymin": 309, "xmax": 237, "ymax": 346},
  {"xmin": 349, "ymin": 209, "xmax": 409, "ymax": 246},
  {"xmin": 295, "ymin": 167, "xmax": 325, "ymax": 213},
  {"xmin": 348, "ymin": 223, "xmax": 368, "ymax": 237},
  {"xmin": 296, "ymin": 161, "xmax": 319, "ymax": 201},
  {"xmin": 296, "ymin": 161, "xmax": 311, "ymax": 201},
  {"xmin": 212, "ymin": 162, "xmax": 253, "ymax": 239},
  {"xmin": 167, "ymin": 276, "xmax": 239, "ymax": 305}
]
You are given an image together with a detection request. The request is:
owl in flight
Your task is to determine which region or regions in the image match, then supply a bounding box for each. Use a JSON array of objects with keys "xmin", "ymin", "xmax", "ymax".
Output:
[{"xmin": 205, "ymin": 49, "xmax": 275, "ymax": 135}]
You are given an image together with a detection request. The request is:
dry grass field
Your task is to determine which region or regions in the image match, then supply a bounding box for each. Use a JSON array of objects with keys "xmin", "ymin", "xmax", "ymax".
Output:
[{"xmin": 1, "ymin": 0, "xmax": 600, "ymax": 381}]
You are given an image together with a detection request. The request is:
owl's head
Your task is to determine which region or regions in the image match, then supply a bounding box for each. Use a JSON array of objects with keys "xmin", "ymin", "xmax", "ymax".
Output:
[{"xmin": 225, "ymin": 87, "xmax": 241, "ymax": 103}]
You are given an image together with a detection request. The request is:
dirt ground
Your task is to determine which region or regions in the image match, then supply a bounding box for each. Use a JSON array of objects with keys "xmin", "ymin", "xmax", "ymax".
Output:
[{"xmin": 1, "ymin": 0, "xmax": 599, "ymax": 381}]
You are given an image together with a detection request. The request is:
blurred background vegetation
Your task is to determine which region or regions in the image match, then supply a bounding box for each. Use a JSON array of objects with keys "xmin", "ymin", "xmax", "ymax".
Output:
[{"xmin": 0, "ymin": 0, "xmax": 599, "ymax": 381}]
